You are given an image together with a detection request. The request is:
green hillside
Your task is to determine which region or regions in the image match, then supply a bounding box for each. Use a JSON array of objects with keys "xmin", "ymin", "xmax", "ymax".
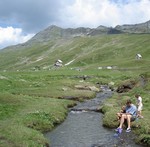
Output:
[
  {"xmin": 0, "ymin": 34, "xmax": 150, "ymax": 71},
  {"xmin": 0, "ymin": 31, "xmax": 150, "ymax": 146}
]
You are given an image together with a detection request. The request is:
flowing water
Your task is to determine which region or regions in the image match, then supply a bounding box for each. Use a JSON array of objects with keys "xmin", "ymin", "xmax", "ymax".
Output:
[{"xmin": 44, "ymin": 86, "xmax": 142, "ymax": 147}]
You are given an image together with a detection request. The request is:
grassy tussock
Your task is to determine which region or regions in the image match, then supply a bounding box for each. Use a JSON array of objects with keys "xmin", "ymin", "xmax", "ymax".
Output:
[{"xmin": 0, "ymin": 93, "xmax": 75, "ymax": 146}]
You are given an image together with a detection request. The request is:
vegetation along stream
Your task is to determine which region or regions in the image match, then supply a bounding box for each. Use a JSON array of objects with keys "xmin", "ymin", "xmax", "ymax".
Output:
[{"xmin": 44, "ymin": 86, "xmax": 142, "ymax": 147}]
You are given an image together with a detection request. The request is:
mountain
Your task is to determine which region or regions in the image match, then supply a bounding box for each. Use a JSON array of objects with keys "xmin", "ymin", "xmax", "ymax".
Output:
[
  {"xmin": 0, "ymin": 24, "xmax": 123, "ymax": 51},
  {"xmin": 28, "ymin": 20, "xmax": 150, "ymax": 43},
  {"xmin": 28, "ymin": 25, "xmax": 121, "ymax": 44},
  {"xmin": 2, "ymin": 20, "xmax": 150, "ymax": 48},
  {"xmin": 115, "ymin": 20, "xmax": 150, "ymax": 33},
  {"xmin": 0, "ymin": 20, "xmax": 150, "ymax": 71}
]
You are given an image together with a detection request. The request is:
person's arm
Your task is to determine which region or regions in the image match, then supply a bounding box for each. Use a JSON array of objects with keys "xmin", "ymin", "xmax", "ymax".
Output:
[{"xmin": 125, "ymin": 112, "xmax": 131, "ymax": 115}]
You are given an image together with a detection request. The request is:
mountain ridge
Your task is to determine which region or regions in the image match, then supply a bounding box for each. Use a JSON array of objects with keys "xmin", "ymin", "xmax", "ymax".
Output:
[
  {"xmin": 115, "ymin": 20, "xmax": 150, "ymax": 33},
  {"xmin": 33, "ymin": 20, "xmax": 150, "ymax": 39},
  {"xmin": 2, "ymin": 20, "xmax": 150, "ymax": 50},
  {"xmin": 0, "ymin": 20, "xmax": 150, "ymax": 71}
]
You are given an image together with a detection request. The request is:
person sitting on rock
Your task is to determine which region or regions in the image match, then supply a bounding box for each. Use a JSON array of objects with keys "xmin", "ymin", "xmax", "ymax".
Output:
[{"xmin": 115, "ymin": 99, "xmax": 137, "ymax": 133}]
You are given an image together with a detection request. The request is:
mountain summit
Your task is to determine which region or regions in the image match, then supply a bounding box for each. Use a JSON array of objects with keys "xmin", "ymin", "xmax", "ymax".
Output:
[{"xmin": 27, "ymin": 20, "xmax": 150, "ymax": 44}]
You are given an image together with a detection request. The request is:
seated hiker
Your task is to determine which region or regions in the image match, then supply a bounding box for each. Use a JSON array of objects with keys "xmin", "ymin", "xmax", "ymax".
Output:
[
  {"xmin": 116, "ymin": 105, "xmax": 126, "ymax": 121},
  {"xmin": 115, "ymin": 99, "xmax": 137, "ymax": 133}
]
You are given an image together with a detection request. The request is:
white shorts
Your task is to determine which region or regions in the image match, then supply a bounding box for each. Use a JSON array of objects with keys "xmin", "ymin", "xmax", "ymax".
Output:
[{"xmin": 138, "ymin": 105, "xmax": 143, "ymax": 111}]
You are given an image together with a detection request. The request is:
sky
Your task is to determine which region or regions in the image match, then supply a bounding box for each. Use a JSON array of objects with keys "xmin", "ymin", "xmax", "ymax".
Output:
[{"xmin": 0, "ymin": 0, "xmax": 150, "ymax": 49}]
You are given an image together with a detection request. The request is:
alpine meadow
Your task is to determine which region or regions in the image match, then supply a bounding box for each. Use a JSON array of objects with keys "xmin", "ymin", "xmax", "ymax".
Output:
[{"xmin": 0, "ymin": 20, "xmax": 150, "ymax": 146}]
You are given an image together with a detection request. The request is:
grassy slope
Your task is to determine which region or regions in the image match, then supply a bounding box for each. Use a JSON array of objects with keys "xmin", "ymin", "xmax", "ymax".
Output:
[
  {"xmin": 0, "ymin": 34, "xmax": 150, "ymax": 146},
  {"xmin": 0, "ymin": 34, "xmax": 150, "ymax": 70},
  {"xmin": 0, "ymin": 71, "xmax": 97, "ymax": 146},
  {"xmin": 0, "ymin": 93, "xmax": 74, "ymax": 147}
]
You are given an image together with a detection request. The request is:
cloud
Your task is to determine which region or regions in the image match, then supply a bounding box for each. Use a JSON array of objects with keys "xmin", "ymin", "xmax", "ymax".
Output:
[
  {"xmin": 0, "ymin": 27, "xmax": 34, "ymax": 49},
  {"xmin": 0, "ymin": 0, "xmax": 74, "ymax": 33},
  {"xmin": 0, "ymin": 0, "xmax": 150, "ymax": 49},
  {"xmin": 61, "ymin": 0, "xmax": 150, "ymax": 28},
  {"xmin": 0, "ymin": 0, "xmax": 150, "ymax": 31}
]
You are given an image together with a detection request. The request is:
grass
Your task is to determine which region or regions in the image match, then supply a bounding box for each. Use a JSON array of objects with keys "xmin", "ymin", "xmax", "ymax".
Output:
[
  {"xmin": 0, "ymin": 34, "xmax": 150, "ymax": 71},
  {"xmin": 0, "ymin": 71, "xmax": 96, "ymax": 98},
  {"xmin": 0, "ymin": 70, "xmax": 99, "ymax": 146},
  {"xmin": 101, "ymin": 72, "xmax": 150, "ymax": 146},
  {"xmin": 0, "ymin": 92, "xmax": 76, "ymax": 147},
  {"xmin": 0, "ymin": 33, "xmax": 150, "ymax": 146},
  {"xmin": 0, "ymin": 68, "xmax": 149, "ymax": 146}
]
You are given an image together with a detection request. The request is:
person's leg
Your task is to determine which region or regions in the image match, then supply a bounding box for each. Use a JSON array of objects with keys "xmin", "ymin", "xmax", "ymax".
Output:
[
  {"xmin": 137, "ymin": 106, "xmax": 141, "ymax": 117},
  {"xmin": 139, "ymin": 110, "xmax": 144, "ymax": 118},
  {"xmin": 138, "ymin": 105, "xmax": 142, "ymax": 117},
  {"xmin": 126, "ymin": 115, "xmax": 134, "ymax": 132},
  {"xmin": 126, "ymin": 114, "xmax": 132, "ymax": 128},
  {"xmin": 115, "ymin": 114, "xmax": 127, "ymax": 133},
  {"xmin": 138, "ymin": 106, "xmax": 143, "ymax": 118},
  {"xmin": 118, "ymin": 114, "xmax": 127, "ymax": 128}
]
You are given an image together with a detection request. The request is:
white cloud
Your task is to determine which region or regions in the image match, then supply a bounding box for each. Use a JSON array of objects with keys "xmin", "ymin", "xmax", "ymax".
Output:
[
  {"xmin": 1, "ymin": 0, "xmax": 150, "ymax": 49},
  {"xmin": 61, "ymin": 0, "xmax": 150, "ymax": 28},
  {"xmin": 0, "ymin": 27, "xmax": 34, "ymax": 49}
]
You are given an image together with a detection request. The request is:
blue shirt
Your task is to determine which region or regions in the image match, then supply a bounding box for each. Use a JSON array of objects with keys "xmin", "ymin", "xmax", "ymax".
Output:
[{"xmin": 125, "ymin": 104, "xmax": 137, "ymax": 116}]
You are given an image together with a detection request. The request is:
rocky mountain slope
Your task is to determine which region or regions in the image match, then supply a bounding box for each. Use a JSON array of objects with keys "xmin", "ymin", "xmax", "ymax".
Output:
[
  {"xmin": 115, "ymin": 20, "xmax": 150, "ymax": 33},
  {"xmin": 2, "ymin": 20, "xmax": 150, "ymax": 50},
  {"xmin": 28, "ymin": 20, "xmax": 150, "ymax": 44},
  {"xmin": 0, "ymin": 20, "xmax": 150, "ymax": 71}
]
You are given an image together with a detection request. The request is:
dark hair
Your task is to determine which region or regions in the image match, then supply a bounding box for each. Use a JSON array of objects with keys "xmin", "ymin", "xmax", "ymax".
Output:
[
  {"xmin": 135, "ymin": 94, "xmax": 140, "ymax": 98},
  {"xmin": 126, "ymin": 99, "xmax": 132, "ymax": 104}
]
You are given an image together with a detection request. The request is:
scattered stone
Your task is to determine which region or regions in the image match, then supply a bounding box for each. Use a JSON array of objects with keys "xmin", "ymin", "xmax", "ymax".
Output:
[
  {"xmin": 106, "ymin": 66, "xmax": 112, "ymax": 69},
  {"xmin": 98, "ymin": 66, "xmax": 103, "ymax": 69},
  {"xmin": 0, "ymin": 75, "xmax": 8, "ymax": 79},
  {"xmin": 62, "ymin": 87, "xmax": 68, "ymax": 91},
  {"xmin": 75, "ymin": 85, "xmax": 99, "ymax": 92},
  {"xmin": 88, "ymin": 86, "xmax": 99, "ymax": 92},
  {"xmin": 74, "ymin": 85, "xmax": 89, "ymax": 90},
  {"xmin": 108, "ymin": 81, "xmax": 115, "ymax": 86}
]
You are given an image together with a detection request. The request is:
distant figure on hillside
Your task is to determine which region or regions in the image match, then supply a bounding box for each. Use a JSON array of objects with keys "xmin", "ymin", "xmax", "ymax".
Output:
[
  {"xmin": 135, "ymin": 94, "xmax": 144, "ymax": 118},
  {"xmin": 136, "ymin": 54, "xmax": 142, "ymax": 60}
]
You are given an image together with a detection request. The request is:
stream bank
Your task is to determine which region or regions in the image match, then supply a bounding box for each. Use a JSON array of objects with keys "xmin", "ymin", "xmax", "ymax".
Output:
[{"xmin": 44, "ymin": 86, "xmax": 142, "ymax": 147}]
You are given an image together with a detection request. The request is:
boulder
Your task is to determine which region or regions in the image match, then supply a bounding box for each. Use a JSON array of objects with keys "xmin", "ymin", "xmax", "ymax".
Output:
[
  {"xmin": 116, "ymin": 80, "xmax": 136, "ymax": 93},
  {"xmin": 75, "ymin": 85, "xmax": 99, "ymax": 92}
]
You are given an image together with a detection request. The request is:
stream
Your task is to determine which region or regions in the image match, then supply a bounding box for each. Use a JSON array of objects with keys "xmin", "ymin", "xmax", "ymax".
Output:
[{"xmin": 44, "ymin": 86, "xmax": 142, "ymax": 147}]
